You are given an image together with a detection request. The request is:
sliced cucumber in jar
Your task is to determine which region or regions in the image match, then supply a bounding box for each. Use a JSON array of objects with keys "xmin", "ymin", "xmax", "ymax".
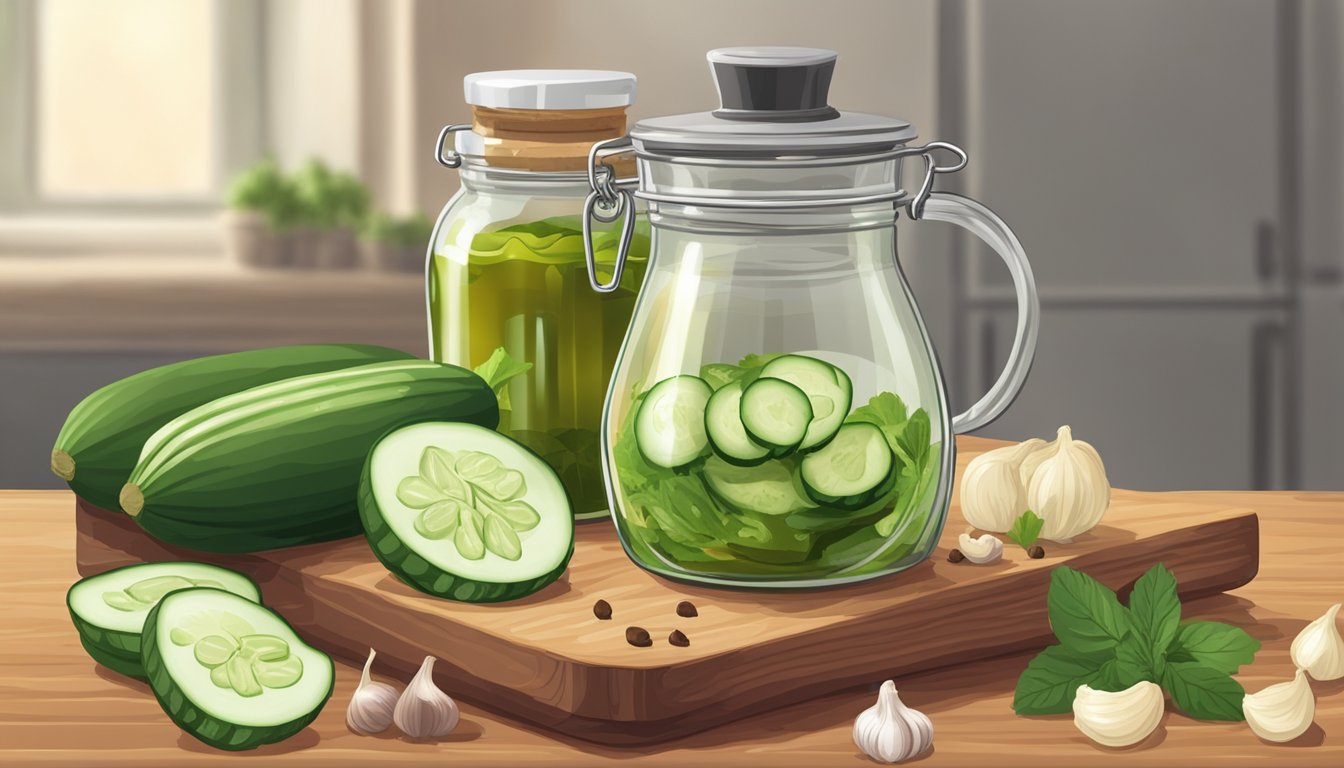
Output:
[
  {"xmin": 704, "ymin": 381, "xmax": 772, "ymax": 466},
  {"xmin": 702, "ymin": 455, "xmax": 817, "ymax": 516},
  {"xmin": 142, "ymin": 588, "xmax": 333, "ymax": 751},
  {"xmin": 739, "ymin": 377, "xmax": 813, "ymax": 454},
  {"xmin": 635, "ymin": 375, "xmax": 713, "ymax": 469},
  {"xmin": 359, "ymin": 421, "xmax": 574, "ymax": 603},
  {"xmin": 759, "ymin": 354, "xmax": 853, "ymax": 451},
  {"xmin": 799, "ymin": 422, "xmax": 896, "ymax": 509},
  {"xmin": 67, "ymin": 562, "xmax": 260, "ymax": 679}
]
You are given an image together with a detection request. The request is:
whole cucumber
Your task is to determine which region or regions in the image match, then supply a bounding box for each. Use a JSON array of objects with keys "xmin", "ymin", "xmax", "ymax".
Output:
[
  {"xmin": 119, "ymin": 359, "xmax": 498, "ymax": 552},
  {"xmin": 52, "ymin": 343, "xmax": 414, "ymax": 510}
]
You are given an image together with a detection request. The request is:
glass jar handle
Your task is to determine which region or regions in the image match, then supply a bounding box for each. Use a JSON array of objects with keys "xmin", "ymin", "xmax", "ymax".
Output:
[{"xmin": 914, "ymin": 191, "xmax": 1040, "ymax": 434}]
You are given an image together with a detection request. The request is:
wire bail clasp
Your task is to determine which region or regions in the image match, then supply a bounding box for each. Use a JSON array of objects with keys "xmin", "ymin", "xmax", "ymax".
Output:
[
  {"xmin": 582, "ymin": 136, "xmax": 638, "ymax": 293},
  {"xmin": 907, "ymin": 141, "xmax": 969, "ymax": 220},
  {"xmin": 434, "ymin": 124, "xmax": 473, "ymax": 169}
]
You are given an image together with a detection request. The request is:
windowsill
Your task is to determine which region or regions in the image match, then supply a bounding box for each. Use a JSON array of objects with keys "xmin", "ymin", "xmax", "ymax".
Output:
[
  {"xmin": 0, "ymin": 215, "xmax": 225, "ymax": 257},
  {"xmin": 0, "ymin": 249, "xmax": 425, "ymax": 355}
]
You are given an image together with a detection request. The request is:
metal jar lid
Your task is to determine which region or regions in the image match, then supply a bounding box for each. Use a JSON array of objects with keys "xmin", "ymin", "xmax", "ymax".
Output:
[
  {"xmin": 582, "ymin": 46, "xmax": 969, "ymax": 294},
  {"xmin": 629, "ymin": 47, "xmax": 918, "ymax": 158}
]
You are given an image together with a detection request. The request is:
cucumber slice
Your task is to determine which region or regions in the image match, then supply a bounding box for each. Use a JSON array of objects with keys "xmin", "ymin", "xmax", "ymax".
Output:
[
  {"xmin": 760, "ymin": 354, "xmax": 853, "ymax": 451},
  {"xmin": 704, "ymin": 382, "xmax": 772, "ymax": 466},
  {"xmin": 635, "ymin": 375, "xmax": 713, "ymax": 468},
  {"xmin": 799, "ymin": 422, "xmax": 896, "ymax": 509},
  {"xmin": 142, "ymin": 587, "xmax": 332, "ymax": 750},
  {"xmin": 358, "ymin": 421, "xmax": 574, "ymax": 603},
  {"xmin": 739, "ymin": 378, "xmax": 813, "ymax": 453},
  {"xmin": 67, "ymin": 562, "xmax": 259, "ymax": 679},
  {"xmin": 702, "ymin": 455, "xmax": 817, "ymax": 516}
]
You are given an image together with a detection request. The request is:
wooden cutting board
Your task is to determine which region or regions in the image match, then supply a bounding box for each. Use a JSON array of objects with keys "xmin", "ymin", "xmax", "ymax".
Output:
[{"xmin": 74, "ymin": 478, "xmax": 1259, "ymax": 746}]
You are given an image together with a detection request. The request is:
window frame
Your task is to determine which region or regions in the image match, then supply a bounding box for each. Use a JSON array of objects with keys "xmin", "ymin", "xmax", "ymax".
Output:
[{"xmin": 0, "ymin": 0, "xmax": 264, "ymax": 216}]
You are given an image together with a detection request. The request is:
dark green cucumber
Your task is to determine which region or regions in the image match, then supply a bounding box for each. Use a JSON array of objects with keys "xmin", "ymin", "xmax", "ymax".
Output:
[
  {"xmin": 52, "ymin": 344, "xmax": 414, "ymax": 510},
  {"xmin": 704, "ymin": 382, "xmax": 772, "ymax": 466},
  {"xmin": 739, "ymin": 377, "xmax": 813, "ymax": 454},
  {"xmin": 358, "ymin": 422, "xmax": 574, "ymax": 603},
  {"xmin": 635, "ymin": 375, "xmax": 713, "ymax": 469},
  {"xmin": 141, "ymin": 588, "xmax": 333, "ymax": 751},
  {"xmin": 67, "ymin": 562, "xmax": 260, "ymax": 678},
  {"xmin": 799, "ymin": 422, "xmax": 896, "ymax": 509},
  {"xmin": 758, "ymin": 354, "xmax": 853, "ymax": 451},
  {"xmin": 120, "ymin": 359, "xmax": 498, "ymax": 553}
]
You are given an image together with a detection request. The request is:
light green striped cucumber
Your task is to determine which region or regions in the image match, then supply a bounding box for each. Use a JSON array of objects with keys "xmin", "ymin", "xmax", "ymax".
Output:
[
  {"xmin": 120, "ymin": 359, "xmax": 498, "ymax": 553},
  {"xmin": 359, "ymin": 421, "xmax": 574, "ymax": 602},
  {"xmin": 142, "ymin": 588, "xmax": 333, "ymax": 750},
  {"xmin": 67, "ymin": 562, "xmax": 260, "ymax": 678},
  {"xmin": 52, "ymin": 344, "xmax": 414, "ymax": 511}
]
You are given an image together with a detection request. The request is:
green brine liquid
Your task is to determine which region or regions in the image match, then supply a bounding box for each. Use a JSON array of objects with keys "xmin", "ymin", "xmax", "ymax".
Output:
[{"xmin": 429, "ymin": 216, "xmax": 649, "ymax": 520}]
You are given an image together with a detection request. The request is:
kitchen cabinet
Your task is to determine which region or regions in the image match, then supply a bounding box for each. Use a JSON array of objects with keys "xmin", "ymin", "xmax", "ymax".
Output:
[{"xmin": 947, "ymin": 0, "xmax": 1301, "ymax": 489}]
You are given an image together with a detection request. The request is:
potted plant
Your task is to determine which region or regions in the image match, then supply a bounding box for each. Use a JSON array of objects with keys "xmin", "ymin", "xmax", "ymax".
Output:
[
  {"xmin": 360, "ymin": 212, "xmax": 433, "ymax": 273},
  {"xmin": 291, "ymin": 159, "xmax": 370, "ymax": 270},
  {"xmin": 222, "ymin": 158, "xmax": 300, "ymax": 269}
]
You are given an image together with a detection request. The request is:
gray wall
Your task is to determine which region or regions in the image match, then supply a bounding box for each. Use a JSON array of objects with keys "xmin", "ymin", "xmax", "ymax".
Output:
[{"xmin": 5, "ymin": 0, "xmax": 1342, "ymax": 493}]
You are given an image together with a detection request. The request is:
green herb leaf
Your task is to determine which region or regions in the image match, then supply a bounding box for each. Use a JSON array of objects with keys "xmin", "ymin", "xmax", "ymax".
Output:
[
  {"xmin": 1112, "ymin": 631, "xmax": 1163, "ymax": 686},
  {"xmin": 1161, "ymin": 661, "xmax": 1246, "ymax": 721},
  {"xmin": 737, "ymin": 353, "xmax": 784, "ymax": 370},
  {"xmin": 1047, "ymin": 567, "xmax": 1131, "ymax": 655},
  {"xmin": 1129, "ymin": 562, "xmax": 1182, "ymax": 658},
  {"xmin": 1013, "ymin": 644, "xmax": 1116, "ymax": 715},
  {"xmin": 847, "ymin": 392, "xmax": 910, "ymax": 454},
  {"xmin": 473, "ymin": 347, "xmax": 533, "ymax": 411},
  {"xmin": 1166, "ymin": 621, "xmax": 1260, "ymax": 674},
  {"xmin": 896, "ymin": 410, "xmax": 931, "ymax": 468},
  {"xmin": 1007, "ymin": 510, "xmax": 1045, "ymax": 549},
  {"xmin": 699, "ymin": 363, "xmax": 744, "ymax": 391}
]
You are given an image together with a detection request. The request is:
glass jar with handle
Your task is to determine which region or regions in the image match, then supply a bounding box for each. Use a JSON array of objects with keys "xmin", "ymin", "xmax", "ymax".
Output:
[{"xmin": 584, "ymin": 48, "xmax": 1039, "ymax": 587}]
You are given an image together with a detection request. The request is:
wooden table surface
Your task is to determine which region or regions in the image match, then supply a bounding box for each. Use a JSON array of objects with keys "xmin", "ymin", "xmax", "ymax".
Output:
[{"xmin": 4, "ymin": 439, "xmax": 1343, "ymax": 766}]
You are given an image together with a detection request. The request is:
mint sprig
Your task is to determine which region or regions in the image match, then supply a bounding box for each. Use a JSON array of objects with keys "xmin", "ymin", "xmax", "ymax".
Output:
[
  {"xmin": 1013, "ymin": 563, "xmax": 1259, "ymax": 720},
  {"xmin": 1006, "ymin": 509, "xmax": 1044, "ymax": 549}
]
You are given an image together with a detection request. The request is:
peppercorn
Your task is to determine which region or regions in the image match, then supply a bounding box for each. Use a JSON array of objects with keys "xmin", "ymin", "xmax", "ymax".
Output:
[
  {"xmin": 1028, "ymin": 545, "xmax": 1045, "ymax": 559},
  {"xmin": 593, "ymin": 599, "xmax": 612, "ymax": 620},
  {"xmin": 676, "ymin": 600, "xmax": 698, "ymax": 618},
  {"xmin": 948, "ymin": 549, "xmax": 965, "ymax": 563},
  {"xmin": 625, "ymin": 626, "xmax": 652, "ymax": 647},
  {"xmin": 668, "ymin": 630, "xmax": 690, "ymax": 647}
]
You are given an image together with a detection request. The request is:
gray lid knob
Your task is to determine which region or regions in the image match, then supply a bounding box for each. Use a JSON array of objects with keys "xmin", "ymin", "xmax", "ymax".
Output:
[{"xmin": 707, "ymin": 47, "xmax": 841, "ymax": 122}]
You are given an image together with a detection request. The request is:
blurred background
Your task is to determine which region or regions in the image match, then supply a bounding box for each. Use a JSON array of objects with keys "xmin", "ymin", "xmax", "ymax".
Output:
[{"xmin": 1, "ymin": 0, "xmax": 1341, "ymax": 491}]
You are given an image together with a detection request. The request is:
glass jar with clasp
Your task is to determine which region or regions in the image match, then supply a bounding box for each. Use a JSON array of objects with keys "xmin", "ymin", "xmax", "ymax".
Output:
[
  {"xmin": 428, "ymin": 70, "xmax": 649, "ymax": 521},
  {"xmin": 583, "ymin": 48, "xmax": 1040, "ymax": 587}
]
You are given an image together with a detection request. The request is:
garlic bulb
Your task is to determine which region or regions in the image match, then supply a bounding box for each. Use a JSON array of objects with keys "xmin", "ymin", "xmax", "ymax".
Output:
[
  {"xmin": 1022, "ymin": 426, "xmax": 1109, "ymax": 542},
  {"xmin": 1072, "ymin": 681, "xmax": 1163, "ymax": 748},
  {"xmin": 1290, "ymin": 603, "xmax": 1344, "ymax": 681},
  {"xmin": 957, "ymin": 532, "xmax": 1004, "ymax": 564},
  {"xmin": 1243, "ymin": 669, "xmax": 1315, "ymax": 743},
  {"xmin": 959, "ymin": 439, "xmax": 1045, "ymax": 531},
  {"xmin": 853, "ymin": 680, "xmax": 933, "ymax": 764},
  {"xmin": 393, "ymin": 656, "xmax": 460, "ymax": 740},
  {"xmin": 347, "ymin": 648, "xmax": 400, "ymax": 735}
]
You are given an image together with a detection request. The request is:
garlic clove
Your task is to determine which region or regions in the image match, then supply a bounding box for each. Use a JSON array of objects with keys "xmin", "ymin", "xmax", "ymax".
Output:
[
  {"xmin": 853, "ymin": 680, "xmax": 933, "ymax": 764},
  {"xmin": 1290, "ymin": 603, "xmax": 1344, "ymax": 681},
  {"xmin": 959, "ymin": 439, "xmax": 1045, "ymax": 532},
  {"xmin": 957, "ymin": 532, "xmax": 1004, "ymax": 565},
  {"xmin": 1024, "ymin": 426, "xmax": 1110, "ymax": 543},
  {"xmin": 393, "ymin": 656, "xmax": 460, "ymax": 740},
  {"xmin": 1243, "ymin": 669, "xmax": 1315, "ymax": 743},
  {"xmin": 346, "ymin": 648, "xmax": 400, "ymax": 735},
  {"xmin": 1072, "ymin": 681, "xmax": 1164, "ymax": 748}
]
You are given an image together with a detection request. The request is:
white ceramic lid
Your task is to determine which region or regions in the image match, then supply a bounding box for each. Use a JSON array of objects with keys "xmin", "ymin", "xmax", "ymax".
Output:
[{"xmin": 463, "ymin": 70, "xmax": 637, "ymax": 110}]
